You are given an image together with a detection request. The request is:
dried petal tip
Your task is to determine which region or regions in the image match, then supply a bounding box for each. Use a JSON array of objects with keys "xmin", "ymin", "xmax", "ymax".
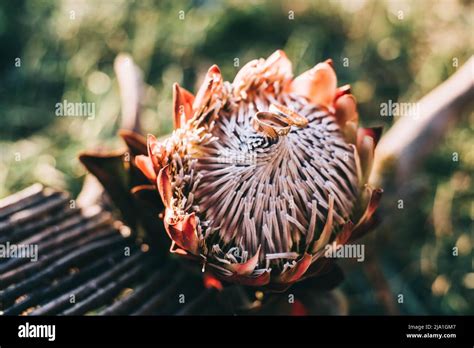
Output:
[
  {"xmin": 335, "ymin": 84, "xmax": 352, "ymax": 100},
  {"xmin": 226, "ymin": 245, "xmax": 261, "ymax": 276},
  {"xmin": 324, "ymin": 58, "xmax": 334, "ymax": 68},
  {"xmin": 335, "ymin": 94, "xmax": 359, "ymax": 129},
  {"xmin": 263, "ymin": 50, "xmax": 292, "ymax": 78},
  {"xmin": 173, "ymin": 83, "xmax": 194, "ymax": 129},
  {"xmin": 135, "ymin": 155, "xmax": 156, "ymax": 181},
  {"xmin": 291, "ymin": 60, "xmax": 337, "ymax": 108},
  {"xmin": 193, "ymin": 65, "xmax": 222, "ymax": 110},
  {"xmin": 157, "ymin": 165, "xmax": 172, "ymax": 208},
  {"xmin": 165, "ymin": 212, "xmax": 199, "ymax": 255},
  {"xmin": 233, "ymin": 50, "xmax": 292, "ymax": 99}
]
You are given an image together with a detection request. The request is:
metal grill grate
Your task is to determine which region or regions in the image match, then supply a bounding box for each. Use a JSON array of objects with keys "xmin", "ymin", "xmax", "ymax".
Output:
[{"xmin": 0, "ymin": 184, "xmax": 219, "ymax": 315}]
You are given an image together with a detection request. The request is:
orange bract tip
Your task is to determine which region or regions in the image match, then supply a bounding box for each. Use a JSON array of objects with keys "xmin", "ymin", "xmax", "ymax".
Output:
[
  {"xmin": 173, "ymin": 83, "xmax": 195, "ymax": 129},
  {"xmin": 335, "ymin": 84, "xmax": 352, "ymax": 100},
  {"xmin": 335, "ymin": 94, "xmax": 359, "ymax": 128},
  {"xmin": 226, "ymin": 245, "xmax": 261, "ymax": 276},
  {"xmin": 290, "ymin": 60, "xmax": 337, "ymax": 108},
  {"xmin": 203, "ymin": 273, "xmax": 224, "ymax": 291},
  {"xmin": 275, "ymin": 253, "xmax": 312, "ymax": 284},
  {"xmin": 157, "ymin": 165, "xmax": 172, "ymax": 208},
  {"xmin": 166, "ymin": 212, "xmax": 199, "ymax": 256},
  {"xmin": 135, "ymin": 155, "xmax": 157, "ymax": 182},
  {"xmin": 192, "ymin": 64, "xmax": 223, "ymax": 112}
]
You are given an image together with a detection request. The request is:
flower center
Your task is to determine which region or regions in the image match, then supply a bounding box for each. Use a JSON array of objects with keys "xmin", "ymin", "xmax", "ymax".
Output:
[{"xmin": 192, "ymin": 92, "xmax": 359, "ymax": 263}]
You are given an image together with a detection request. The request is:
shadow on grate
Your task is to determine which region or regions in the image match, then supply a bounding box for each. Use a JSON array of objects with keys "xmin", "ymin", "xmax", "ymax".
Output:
[{"xmin": 0, "ymin": 184, "xmax": 219, "ymax": 316}]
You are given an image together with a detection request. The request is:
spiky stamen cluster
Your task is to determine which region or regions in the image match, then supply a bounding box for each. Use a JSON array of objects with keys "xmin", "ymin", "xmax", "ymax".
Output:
[{"xmin": 193, "ymin": 95, "xmax": 358, "ymax": 268}]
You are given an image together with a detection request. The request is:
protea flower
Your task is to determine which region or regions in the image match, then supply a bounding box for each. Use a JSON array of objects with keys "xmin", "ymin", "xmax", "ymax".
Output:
[{"xmin": 135, "ymin": 50, "xmax": 382, "ymax": 291}]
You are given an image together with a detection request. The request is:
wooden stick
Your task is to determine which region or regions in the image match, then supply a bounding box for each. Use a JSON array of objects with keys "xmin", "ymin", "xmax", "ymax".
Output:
[
  {"xmin": 77, "ymin": 54, "xmax": 144, "ymax": 208},
  {"xmin": 114, "ymin": 53, "xmax": 143, "ymax": 134},
  {"xmin": 370, "ymin": 57, "xmax": 474, "ymax": 186}
]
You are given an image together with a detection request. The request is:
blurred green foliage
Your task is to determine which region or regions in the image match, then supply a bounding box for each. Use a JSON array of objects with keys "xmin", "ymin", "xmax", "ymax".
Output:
[{"xmin": 0, "ymin": 0, "xmax": 472, "ymax": 314}]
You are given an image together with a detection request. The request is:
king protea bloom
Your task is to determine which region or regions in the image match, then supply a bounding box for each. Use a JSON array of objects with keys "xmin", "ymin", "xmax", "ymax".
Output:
[{"xmin": 135, "ymin": 50, "xmax": 382, "ymax": 290}]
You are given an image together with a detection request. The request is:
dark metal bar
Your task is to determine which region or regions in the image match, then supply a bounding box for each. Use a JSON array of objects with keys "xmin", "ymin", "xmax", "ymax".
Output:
[
  {"xmin": 2, "ymin": 248, "xmax": 129, "ymax": 315},
  {"xmin": 61, "ymin": 259, "xmax": 154, "ymax": 315},
  {"xmin": 131, "ymin": 272, "xmax": 186, "ymax": 315},
  {"xmin": 98, "ymin": 263, "xmax": 172, "ymax": 315},
  {"xmin": 0, "ymin": 185, "xmax": 217, "ymax": 316},
  {"xmin": 0, "ymin": 184, "xmax": 45, "ymax": 220},
  {"xmin": 0, "ymin": 211, "xmax": 112, "ymax": 274},
  {"xmin": 0, "ymin": 192, "xmax": 70, "ymax": 232},
  {"xmin": 30, "ymin": 251, "xmax": 146, "ymax": 316},
  {"xmin": 174, "ymin": 288, "xmax": 217, "ymax": 316},
  {"xmin": 0, "ymin": 233, "xmax": 128, "ymax": 303},
  {"xmin": 0, "ymin": 206, "xmax": 80, "ymax": 245},
  {"xmin": 0, "ymin": 228, "xmax": 119, "ymax": 288}
]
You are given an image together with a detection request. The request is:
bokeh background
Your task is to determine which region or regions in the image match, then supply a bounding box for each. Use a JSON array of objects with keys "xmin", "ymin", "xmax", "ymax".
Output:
[{"xmin": 0, "ymin": 0, "xmax": 472, "ymax": 314}]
